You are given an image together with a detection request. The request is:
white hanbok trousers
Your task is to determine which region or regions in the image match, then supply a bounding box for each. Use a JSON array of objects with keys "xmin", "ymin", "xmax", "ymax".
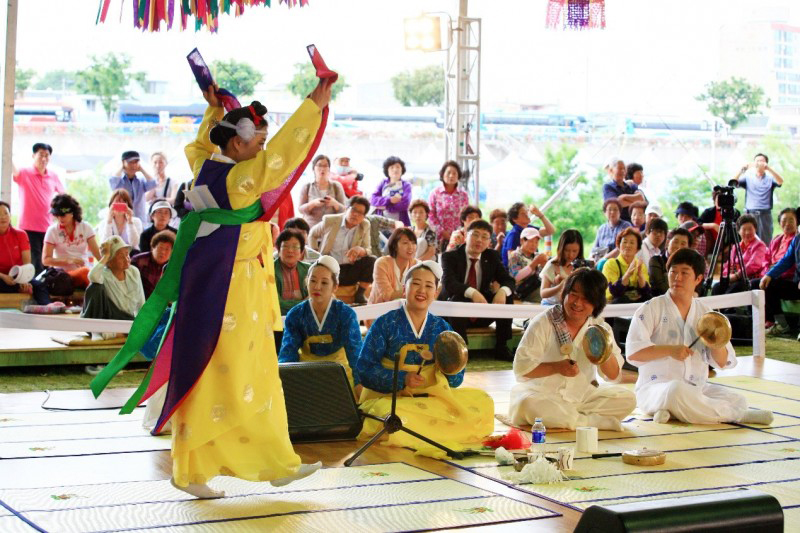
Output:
[
  {"xmin": 510, "ymin": 384, "xmax": 636, "ymax": 430},
  {"xmin": 636, "ymin": 381, "xmax": 747, "ymax": 424}
]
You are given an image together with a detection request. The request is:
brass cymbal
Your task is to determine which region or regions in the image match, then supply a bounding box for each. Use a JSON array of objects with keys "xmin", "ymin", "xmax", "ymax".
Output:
[
  {"xmin": 433, "ymin": 331, "xmax": 469, "ymax": 375},
  {"xmin": 696, "ymin": 311, "xmax": 732, "ymax": 349},
  {"xmin": 582, "ymin": 325, "xmax": 613, "ymax": 365}
]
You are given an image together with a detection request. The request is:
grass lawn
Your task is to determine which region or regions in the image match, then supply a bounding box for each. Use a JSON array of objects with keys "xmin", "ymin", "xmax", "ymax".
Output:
[{"xmin": 0, "ymin": 338, "xmax": 798, "ymax": 394}]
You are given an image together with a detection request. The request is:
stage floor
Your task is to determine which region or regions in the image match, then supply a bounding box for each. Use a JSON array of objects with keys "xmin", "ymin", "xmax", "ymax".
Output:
[{"xmin": 1, "ymin": 356, "xmax": 799, "ymax": 532}]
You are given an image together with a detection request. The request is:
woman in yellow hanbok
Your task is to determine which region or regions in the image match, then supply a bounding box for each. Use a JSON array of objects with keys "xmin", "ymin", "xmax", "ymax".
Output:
[{"xmin": 355, "ymin": 262, "xmax": 495, "ymax": 458}]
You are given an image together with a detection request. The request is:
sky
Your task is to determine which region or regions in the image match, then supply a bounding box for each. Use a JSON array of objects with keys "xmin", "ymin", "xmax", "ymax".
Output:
[{"xmin": 12, "ymin": 0, "xmax": 800, "ymax": 115}]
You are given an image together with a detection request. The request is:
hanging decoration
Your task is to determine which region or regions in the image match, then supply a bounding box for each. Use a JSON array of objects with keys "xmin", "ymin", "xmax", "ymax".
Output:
[
  {"xmin": 96, "ymin": 0, "xmax": 308, "ymax": 33},
  {"xmin": 545, "ymin": 0, "xmax": 605, "ymax": 30}
]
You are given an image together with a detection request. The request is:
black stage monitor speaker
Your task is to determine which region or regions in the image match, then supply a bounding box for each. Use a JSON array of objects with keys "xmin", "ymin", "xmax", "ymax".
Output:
[
  {"xmin": 279, "ymin": 361, "xmax": 363, "ymax": 443},
  {"xmin": 574, "ymin": 489, "xmax": 783, "ymax": 532}
]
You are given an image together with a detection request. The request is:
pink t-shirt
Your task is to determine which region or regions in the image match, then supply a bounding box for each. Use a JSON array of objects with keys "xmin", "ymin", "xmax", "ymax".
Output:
[{"xmin": 14, "ymin": 167, "xmax": 65, "ymax": 232}]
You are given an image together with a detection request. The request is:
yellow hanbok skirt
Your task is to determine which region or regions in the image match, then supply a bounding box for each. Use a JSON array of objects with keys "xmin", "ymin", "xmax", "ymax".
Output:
[
  {"xmin": 358, "ymin": 361, "xmax": 494, "ymax": 458},
  {"xmin": 171, "ymin": 225, "xmax": 301, "ymax": 487}
]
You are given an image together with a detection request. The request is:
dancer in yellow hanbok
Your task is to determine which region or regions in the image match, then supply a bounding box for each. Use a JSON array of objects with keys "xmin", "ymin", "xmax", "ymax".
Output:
[{"xmin": 356, "ymin": 262, "xmax": 494, "ymax": 458}]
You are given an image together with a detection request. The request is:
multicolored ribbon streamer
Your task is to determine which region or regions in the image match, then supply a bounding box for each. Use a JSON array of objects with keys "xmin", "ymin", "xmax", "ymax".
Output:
[{"xmin": 97, "ymin": 0, "xmax": 308, "ymax": 32}]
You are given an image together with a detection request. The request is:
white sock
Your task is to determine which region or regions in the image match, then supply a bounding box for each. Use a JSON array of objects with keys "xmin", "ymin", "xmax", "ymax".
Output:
[
  {"xmin": 270, "ymin": 461, "xmax": 322, "ymax": 487},
  {"xmin": 739, "ymin": 409, "xmax": 774, "ymax": 426},
  {"xmin": 170, "ymin": 478, "xmax": 225, "ymax": 499},
  {"xmin": 653, "ymin": 410, "xmax": 671, "ymax": 424}
]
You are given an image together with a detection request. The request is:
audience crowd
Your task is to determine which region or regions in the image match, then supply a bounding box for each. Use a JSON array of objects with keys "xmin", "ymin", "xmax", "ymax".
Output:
[{"xmin": 7, "ymin": 143, "xmax": 798, "ymax": 357}]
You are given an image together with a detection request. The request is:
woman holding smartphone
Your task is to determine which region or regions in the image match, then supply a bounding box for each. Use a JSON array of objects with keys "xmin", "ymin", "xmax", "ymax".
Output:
[
  {"xmin": 299, "ymin": 154, "xmax": 346, "ymax": 227},
  {"xmin": 96, "ymin": 189, "xmax": 143, "ymax": 251}
]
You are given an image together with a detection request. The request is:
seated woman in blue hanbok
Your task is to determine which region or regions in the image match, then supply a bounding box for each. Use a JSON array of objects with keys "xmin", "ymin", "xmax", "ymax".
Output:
[
  {"xmin": 279, "ymin": 255, "xmax": 363, "ymax": 396},
  {"xmin": 356, "ymin": 261, "xmax": 494, "ymax": 457}
]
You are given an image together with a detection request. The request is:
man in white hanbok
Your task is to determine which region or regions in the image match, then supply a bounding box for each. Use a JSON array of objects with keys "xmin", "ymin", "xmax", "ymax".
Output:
[
  {"xmin": 510, "ymin": 268, "xmax": 636, "ymax": 431},
  {"xmin": 627, "ymin": 248, "xmax": 773, "ymax": 425}
]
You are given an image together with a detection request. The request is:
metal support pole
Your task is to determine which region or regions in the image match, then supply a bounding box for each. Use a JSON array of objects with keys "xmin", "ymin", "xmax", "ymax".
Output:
[
  {"xmin": 445, "ymin": 0, "xmax": 481, "ymax": 205},
  {"xmin": 0, "ymin": 0, "xmax": 18, "ymax": 203}
]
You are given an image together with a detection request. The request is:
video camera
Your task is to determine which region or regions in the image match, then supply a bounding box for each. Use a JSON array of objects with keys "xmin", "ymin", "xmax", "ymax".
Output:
[
  {"xmin": 715, "ymin": 183, "xmax": 738, "ymax": 220},
  {"xmin": 572, "ymin": 258, "xmax": 596, "ymax": 270}
]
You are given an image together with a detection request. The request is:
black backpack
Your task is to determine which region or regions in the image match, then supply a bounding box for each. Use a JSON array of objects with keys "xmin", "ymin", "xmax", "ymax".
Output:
[{"xmin": 36, "ymin": 267, "xmax": 74, "ymax": 296}]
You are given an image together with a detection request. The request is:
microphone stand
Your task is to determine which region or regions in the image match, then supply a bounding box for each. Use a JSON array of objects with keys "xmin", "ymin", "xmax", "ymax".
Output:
[{"xmin": 345, "ymin": 343, "xmax": 466, "ymax": 466}]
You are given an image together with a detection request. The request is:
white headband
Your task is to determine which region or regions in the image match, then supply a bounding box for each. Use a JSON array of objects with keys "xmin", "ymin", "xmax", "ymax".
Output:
[
  {"xmin": 406, "ymin": 260, "xmax": 443, "ymax": 284},
  {"xmin": 217, "ymin": 117, "xmax": 264, "ymax": 142},
  {"xmin": 311, "ymin": 255, "xmax": 341, "ymax": 278}
]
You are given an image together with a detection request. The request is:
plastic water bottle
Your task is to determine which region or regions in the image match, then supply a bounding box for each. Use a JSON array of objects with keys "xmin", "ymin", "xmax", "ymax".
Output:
[{"xmin": 532, "ymin": 418, "xmax": 546, "ymax": 454}]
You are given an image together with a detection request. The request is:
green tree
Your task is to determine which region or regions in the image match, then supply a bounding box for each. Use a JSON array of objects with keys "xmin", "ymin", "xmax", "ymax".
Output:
[
  {"xmin": 286, "ymin": 63, "xmax": 347, "ymax": 102},
  {"xmin": 35, "ymin": 70, "xmax": 78, "ymax": 91},
  {"xmin": 65, "ymin": 165, "xmax": 110, "ymax": 228},
  {"xmin": 75, "ymin": 53, "xmax": 146, "ymax": 121},
  {"xmin": 15, "ymin": 63, "xmax": 36, "ymax": 96},
  {"xmin": 526, "ymin": 143, "xmax": 606, "ymax": 247},
  {"xmin": 696, "ymin": 77, "xmax": 770, "ymax": 129},
  {"xmin": 391, "ymin": 65, "xmax": 444, "ymax": 107},
  {"xmin": 210, "ymin": 59, "xmax": 263, "ymax": 100}
]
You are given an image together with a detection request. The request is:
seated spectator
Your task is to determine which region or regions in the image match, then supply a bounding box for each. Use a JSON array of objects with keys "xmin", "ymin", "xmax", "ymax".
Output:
[
  {"xmin": 279, "ymin": 256, "xmax": 363, "ymax": 395},
  {"xmin": 699, "ymin": 189, "xmax": 740, "ymax": 245},
  {"xmin": 602, "ymin": 158, "xmax": 644, "ymax": 222},
  {"xmin": 761, "ymin": 225, "xmax": 800, "ymax": 336},
  {"xmin": 274, "ymin": 229, "xmax": 310, "ymax": 316},
  {"xmin": 284, "ymin": 217, "xmax": 319, "ymax": 261},
  {"xmin": 649, "ymin": 227, "xmax": 693, "ymax": 297},
  {"xmin": 602, "ymin": 227, "xmax": 650, "ymax": 304},
  {"xmin": 675, "ymin": 201, "xmax": 699, "ymax": 225},
  {"xmin": 439, "ymin": 219, "xmax": 516, "ymax": 361},
  {"xmin": 409, "ymin": 199, "xmax": 437, "ymax": 261},
  {"xmin": 630, "ymin": 201, "xmax": 647, "ymax": 233},
  {"xmin": 299, "ymin": 155, "xmax": 347, "ymax": 227},
  {"xmin": 636, "ymin": 218, "xmax": 668, "ymax": 265},
  {"xmin": 0, "ymin": 201, "xmax": 50, "ymax": 304},
  {"xmin": 428, "ymin": 160, "xmax": 469, "ymax": 252},
  {"xmin": 138, "ymin": 199, "xmax": 178, "ymax": 254},
  {"xmin": 331, "ymin": 155, "xmax": 363, "ymax": 198},
  {"xmin": 366, "ymin": 213, "xmax": 402, "ymax": 258},
  {"xmin": 713, "ymin": 214, "xmax": 768, "ymax": 295},
  {"xmin": 109, "ymin": 150, "xmax": 156, "ymax": 224},
  {"xmin": 370, "ymin": 156, "xmax": 411, "ymax": 225},
  {"xmin": 81, "ymin": 236, "xmax": 145, "ymax": 333},
  {"xmin": 681, "ymin": 220, "xmax": 708, "ymax": 259},
  {"xmin": 43, "ymin": 194, "xmax": 101, "ymax": 289},
  {"xmin": 145, "ymin": 152, "xmax": 179, "ymax": 207},
  {"xmin": 96, "ymin": 189, "xmax": 143, "ymax": 251},
  {"xmin": 368, "ymin": 227, "xmax": 419, "ymax": 306},
  {"xmin": 768, "ymin": 208, "xmax": 797, "ymax": 285},
  {"xmin": 489, "ymin": 208, "xmax": 507, "ymax": 252},
  {"xmin": 446, "ymin": 205, "xmax": 483, "ymax": 252},
  {"xmin": 131, "ymin": 230, "xmax": 174, "ymax": 299},
  {"xmin": 508, "ymin": 227, "xmax": 548, "ymax": 303},
  {"xmin": 12, "ymin": 142, "xmax": 65, "ymax": 274},
  {"xmin": 540, "ymin": 229, "xmax": 584, "ymax": 305},
  {"xmin": 307, "ymin": 196, "xmax": 375, "ymax": 305},
  {"xmin": 644, "ymin": 203, "xmax": 663, "ymax": 227},
  {"xmin": 501, "ymin": 202, "xmax": 555, "ymax": 266},
  {"xmin": 591, "ymin": 198, "xmax": 633, "ymax": 261}
]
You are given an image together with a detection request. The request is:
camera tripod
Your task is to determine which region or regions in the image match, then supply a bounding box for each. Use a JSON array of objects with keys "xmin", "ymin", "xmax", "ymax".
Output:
[{"xmin": 703, "ymin": 215, "xmax": 748, "ymax": 295}]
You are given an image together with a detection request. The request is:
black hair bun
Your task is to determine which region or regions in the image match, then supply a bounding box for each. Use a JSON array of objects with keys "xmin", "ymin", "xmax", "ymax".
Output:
[{"xmin": 249, "ymin": 101, "xmax": 267, "ymax": 117}]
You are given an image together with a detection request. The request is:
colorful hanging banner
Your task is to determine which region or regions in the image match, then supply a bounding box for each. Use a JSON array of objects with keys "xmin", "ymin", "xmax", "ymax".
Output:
[
  {"xmin": 96, "ymin": 0, "xmax": 308, "ymax": 33},
  {"xmin": 545, "ymin": 0, "xmax": 605, "ymax": 30}
]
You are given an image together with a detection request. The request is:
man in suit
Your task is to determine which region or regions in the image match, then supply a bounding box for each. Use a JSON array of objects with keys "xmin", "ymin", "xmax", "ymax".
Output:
[
  {"xmin": 308, "ymin": 195, "xmax": 375, "ymax": 304},
  {"xmin": 440, "ymin": 219, "xmax": 516, "ymax": 360}
]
